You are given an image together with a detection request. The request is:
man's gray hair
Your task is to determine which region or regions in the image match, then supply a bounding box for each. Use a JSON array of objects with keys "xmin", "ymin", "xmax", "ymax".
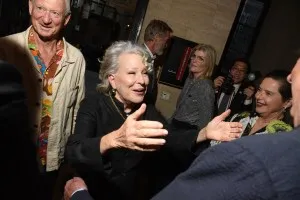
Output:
[
  {"xmin": 31, "ymin": 0, "xmax": 71, "ymax": 15},
  {"xmin": 144, "ymin": 19, "xmax": 173, "ymax": 42},
  {"xmin": 65, "ymin": 0, "xmax": 71, "ymax": 15},
  {"xmin": 96, "ymin": 41, "xmax": 151, "ymax": 94}
]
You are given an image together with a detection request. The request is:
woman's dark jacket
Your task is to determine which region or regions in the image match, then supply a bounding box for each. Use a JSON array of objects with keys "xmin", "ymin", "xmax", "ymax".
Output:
[{"xmin": 65, "ymin": 93, "xmax": 206, "ymax": 200}]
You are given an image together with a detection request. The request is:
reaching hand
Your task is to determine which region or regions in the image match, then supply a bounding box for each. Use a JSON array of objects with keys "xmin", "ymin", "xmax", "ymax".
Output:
[
  {"xmin": 205, "ymin": 109, "xmax": 242, "ymax": 141},
  {"xmin": 64, "ymin": 177, "xmax": 87, "ymax": 200},
  {"xmin": 108, "ymin": 103, "xmax": 168, "ymax": 152}
]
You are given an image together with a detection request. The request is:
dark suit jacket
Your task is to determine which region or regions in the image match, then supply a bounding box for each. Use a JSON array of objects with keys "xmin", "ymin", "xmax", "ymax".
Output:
[
  {"xmin": 71, "ymin": 190, "xmax": 94, "ymax": 200},
  {"xmin": 215, "ymin": 83, "xmax": 253, "ymax": 117},
  {"xmin": 69, "ymin": 127, "xmax": 300, "ymax": 200},
  {"xmin": 228, "ymin": 85, "xmax": 253, "ymax": 115},
  {"xmin": 153, "ymin": 127, "xmax": 300, "ymax": 200},
  {"xmin": 65, "ymin": 93, "xmax": 201, "ymax": 200}
]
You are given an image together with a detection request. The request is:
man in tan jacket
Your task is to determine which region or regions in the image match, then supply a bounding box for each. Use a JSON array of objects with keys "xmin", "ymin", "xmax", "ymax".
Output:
[{"xmin": 0, "ymin": 0, "xmax": 85, "ymax": 199}]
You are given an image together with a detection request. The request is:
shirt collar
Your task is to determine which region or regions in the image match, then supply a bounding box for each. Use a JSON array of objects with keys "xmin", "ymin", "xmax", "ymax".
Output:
[
  {"xmin": 143, "ymin": 43, "xmax": 156, "ymax": 60},
  {"xmin": 233, "ymin": 83, "xmax": 241, "ymax": 93}
]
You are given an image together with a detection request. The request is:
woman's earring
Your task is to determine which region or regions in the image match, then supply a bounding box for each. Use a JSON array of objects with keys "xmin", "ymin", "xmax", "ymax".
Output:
[
  {"xmin": 111, "ymin": 88, "xmax": 116, "ymax": 95},
  {"xmin": 282, "ymin": 106, "xmax": 287, "ymax": 113}
]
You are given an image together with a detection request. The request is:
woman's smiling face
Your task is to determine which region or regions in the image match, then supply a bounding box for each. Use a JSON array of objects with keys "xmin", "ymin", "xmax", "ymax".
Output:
[
  {"xmin": 109, "ymin": 53, "xmax": 149, "ymax": 105},
  {"xmin": 255, "ymin": 77, "xmax": 286, "ymax": 117}
]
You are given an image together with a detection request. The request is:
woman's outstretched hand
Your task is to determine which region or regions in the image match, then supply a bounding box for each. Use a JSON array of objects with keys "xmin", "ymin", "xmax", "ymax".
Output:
[
  {"xmin": 197, "ymin": 109, "xmax": 242, "ymax": 143},
  {"xmin": 100, "ymin": 103, "xmax": 168, "ymax": 153}
]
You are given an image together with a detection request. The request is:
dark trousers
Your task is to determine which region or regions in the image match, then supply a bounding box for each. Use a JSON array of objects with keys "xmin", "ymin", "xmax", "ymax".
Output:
[{"xmin": 37, "ymin": 170, "xmax": 58, "ymax": 200}]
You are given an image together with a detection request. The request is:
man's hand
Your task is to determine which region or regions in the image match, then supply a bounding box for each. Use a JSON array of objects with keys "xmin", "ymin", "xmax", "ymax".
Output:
[
  {"xmin": 64, "ymin": 177, "xmax": 88, "ymax": 200},
  {"xmin": 244, "ymin": 86, "xmax": 255, "ymax": 100},
  {"xmin": 214, "ymin": 76, "xmax": 225, "ymax": 89}
]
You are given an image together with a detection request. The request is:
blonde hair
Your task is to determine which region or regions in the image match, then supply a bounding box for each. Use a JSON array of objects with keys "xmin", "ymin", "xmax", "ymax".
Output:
[{"xmin": 190, "ymin": 43, "xmax": 217, "ymax": 79}]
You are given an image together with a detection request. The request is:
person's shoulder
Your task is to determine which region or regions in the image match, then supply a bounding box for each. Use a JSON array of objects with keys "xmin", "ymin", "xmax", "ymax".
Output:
[
  {"xmin": 2, "ymin": 29, "xmax": 25, "ymax": 38},
  {"xmin": 238, "ymin": 127, "xmax": 299, "ymax": 145},
  {"xmin": 198, "ymin": 79, "xmax": 214, "ymax": 94},
  {"xmin": 78, "ymin": 93, "xmax": 111, "ymax": 117},
  {"xmin": 81, "ymin": 92, "xmax": 107, "ymax": 106},
  {"xmin": 71, "ymin": 190, "xmax": 94, "ymax": 200},
  {"xmin": 207, "ymin": 127, "xmax": 300, "ymax": 159},
  {"xmin": 232, "ymin": 127, "xmax": 300, "ymax": 199},
  {"xmin": 226, "ymin": 127, "xmax": 300, "ymax": 163},
  {"xmin": 64, "ymin": 40, "xmax": 84, "ymax": 59},
  {"xmin": 197, "ymin": 78, "xmax": 214, "ymax": 88},
  {"xmin": 0, "ymin": 30, "xmax": 26, "ymax": 45}
]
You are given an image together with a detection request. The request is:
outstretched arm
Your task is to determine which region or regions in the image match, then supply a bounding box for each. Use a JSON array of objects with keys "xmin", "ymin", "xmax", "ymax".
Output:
[{"xmin": 196, "ymin": 109, "xmax": 242, "ymax": 143}]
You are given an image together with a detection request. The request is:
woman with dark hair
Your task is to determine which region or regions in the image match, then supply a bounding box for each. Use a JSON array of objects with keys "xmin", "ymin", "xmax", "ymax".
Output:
[{"xmin": 211, "ymin": 70, "xmax": 293, "ymax": 146}]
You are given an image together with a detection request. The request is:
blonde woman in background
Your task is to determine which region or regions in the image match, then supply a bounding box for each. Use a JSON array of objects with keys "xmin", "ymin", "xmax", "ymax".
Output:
[{"xmin": 170, "ymin": 43, "xmax": 217, "ymax": 129}]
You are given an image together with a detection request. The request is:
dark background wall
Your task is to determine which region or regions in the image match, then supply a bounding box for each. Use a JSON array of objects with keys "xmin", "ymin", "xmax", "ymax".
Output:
[{"xmin": 250, "ymin": 0, "xmax": 300, "ymax": 75}]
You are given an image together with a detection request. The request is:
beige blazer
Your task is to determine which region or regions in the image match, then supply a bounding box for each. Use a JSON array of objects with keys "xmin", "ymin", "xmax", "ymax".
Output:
[{"xmin": 0, "ymin": 27, "xmax": 86, "ymax": 171}]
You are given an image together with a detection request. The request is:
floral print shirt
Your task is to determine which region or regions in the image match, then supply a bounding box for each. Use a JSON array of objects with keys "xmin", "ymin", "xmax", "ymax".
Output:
[
  {"xmin": 211, "ymin": 111, "xmax": 293, "ymax": 146},
  {"xmin": 28, "ymin": 28, "xmax": 64, "ymax": 170}
]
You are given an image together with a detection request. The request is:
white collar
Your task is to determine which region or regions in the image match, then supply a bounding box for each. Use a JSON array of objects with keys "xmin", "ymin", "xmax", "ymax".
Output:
[
  {"xmin": 143, "ymin": 43, "xmax": 156, "ymax": 59},
  {"xmin": 233, "ymin": 84, "xmax": 241, "ymax": 94}
]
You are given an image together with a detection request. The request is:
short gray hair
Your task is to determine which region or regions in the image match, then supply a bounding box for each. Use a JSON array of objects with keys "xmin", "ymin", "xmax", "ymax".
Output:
[
  {"xmin": 31, "ymin": 0, "xmax": 71, "ymax": 15},
  {"xmin": 144, "ymin": 19, "xmax": 173, "ymax": 42},
  {"xmin": 64, "ymin": 0, "xmax": 71, "ymax": 15},
  {"xmin": 97, "ymin": 41, "xmax": 151, "ymax": 94}
]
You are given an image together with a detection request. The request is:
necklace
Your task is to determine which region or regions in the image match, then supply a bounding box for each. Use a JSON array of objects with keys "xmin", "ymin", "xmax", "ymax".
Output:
[{"xmin": 109, "ymin": 94, "xmax": 126, "ymax": 120}]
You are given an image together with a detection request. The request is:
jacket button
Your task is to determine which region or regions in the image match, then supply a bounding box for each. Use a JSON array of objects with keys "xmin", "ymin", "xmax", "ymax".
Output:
[
  {"xmin": 38, "ymin": 78, "xmax": 42, "ymax": 82},
  {"xmin": 36, "ymin": 102, "xmax": 40, "ymax": 106},
  {"xmin": 33, "ymin": 124, "xmax": 38, "ymax": 128}
]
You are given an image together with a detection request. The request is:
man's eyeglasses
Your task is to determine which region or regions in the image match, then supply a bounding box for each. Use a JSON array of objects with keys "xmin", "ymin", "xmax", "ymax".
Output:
[{"xmin": 231, "ymin": 66, "xmax": 246, "ymax": 74}]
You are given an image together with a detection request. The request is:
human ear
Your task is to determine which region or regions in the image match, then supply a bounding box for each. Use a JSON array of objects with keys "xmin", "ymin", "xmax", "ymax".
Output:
[
  {"xmin": 283, "ymin": 99, "xmax": 292, "ymax": 110},
  {"xmin": 108, "ymin": 74, "xmax": 116, "ymax": 89}
]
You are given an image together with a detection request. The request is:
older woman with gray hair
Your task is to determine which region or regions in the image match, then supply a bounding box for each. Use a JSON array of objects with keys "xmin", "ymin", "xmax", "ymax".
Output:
[{"xmin": 65, "ymin": 41, "xmax": 242, "ymax": 200}]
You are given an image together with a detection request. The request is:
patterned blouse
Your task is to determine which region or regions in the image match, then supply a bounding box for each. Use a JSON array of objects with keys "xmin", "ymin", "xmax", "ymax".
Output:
[{"xmin": 210, "ymin": 111, "xmax": 293, "ymax": 146}]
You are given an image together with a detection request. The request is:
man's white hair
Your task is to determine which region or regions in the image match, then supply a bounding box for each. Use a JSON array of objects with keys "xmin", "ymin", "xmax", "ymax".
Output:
[
  {"xmin": 65, "ymin": 0, "xmax": 71, "ymax": 15},
  {"xmin": 31, "ymin": 0, "xmax": 71, "ymax": 15}
]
